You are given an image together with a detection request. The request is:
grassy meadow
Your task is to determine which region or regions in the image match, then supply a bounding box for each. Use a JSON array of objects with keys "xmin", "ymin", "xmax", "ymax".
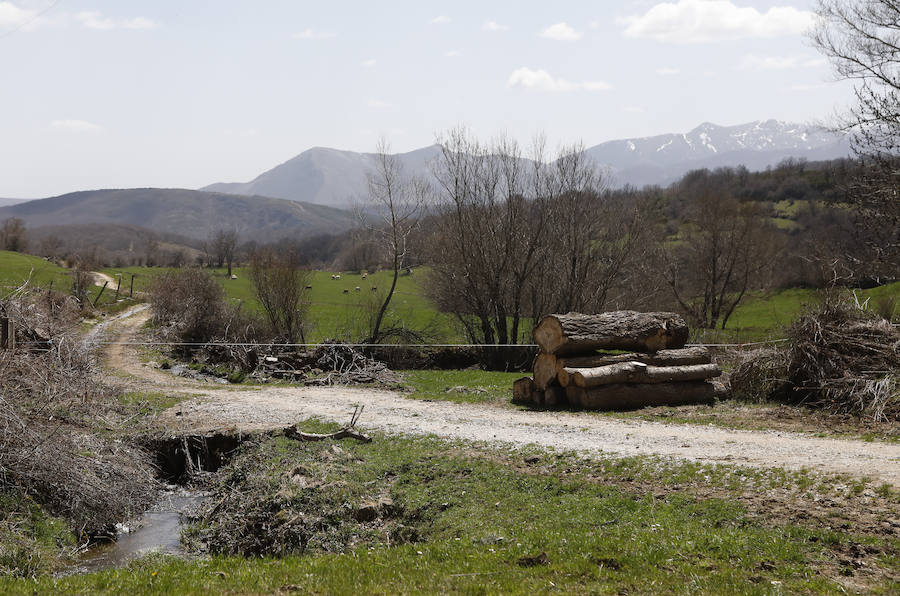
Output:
[
  {"xmin": 0, "ymin": 251, "xmax": 886, "ymax": 342},
  {"xmin": 4, "ymin": 428, "xmax": 898, "ymax": 594}
]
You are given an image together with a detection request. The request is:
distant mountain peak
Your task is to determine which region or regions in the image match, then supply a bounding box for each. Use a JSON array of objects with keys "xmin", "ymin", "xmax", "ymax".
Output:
[{"xmin": 202, "ymin": 120, "xmax": 849, "ymax": 205}]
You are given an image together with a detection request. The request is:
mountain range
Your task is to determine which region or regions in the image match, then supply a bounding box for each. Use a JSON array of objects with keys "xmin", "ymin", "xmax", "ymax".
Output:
[
  {"xmin": 0, "ymin": 189, "xmax": 356, "ymax": 243},
  {"xmin": 203, "ymin": 120, "xmax": 850, "ymax": 208},
  {"xmin": 0, "ymin": 120, "xmax": 851, "ymax": 244}
]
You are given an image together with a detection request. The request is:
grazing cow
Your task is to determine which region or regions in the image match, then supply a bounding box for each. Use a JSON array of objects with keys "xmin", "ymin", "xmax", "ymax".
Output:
[
  {"xmin": 355, "ymin": 286, "xmax": 361, "ymax": 292},
  {"xmin": 305, "ymin": 285, "xmax": 312, "ymax": 290},
  {"xmin": 371, "ymin": 286, "xmax": 377, "ymax": 291},
  {"xmin": 362, "ymin": 272, "xmax": 368, "ymax": 279},
  {"xmin": 343, "ymin": 289, "xmax": 349, "ymax": 294},
  {"xmin": 335, "ymin": 274, "xmax": 341, "ymax": 279},
  {"xmin": 331, "ymin": 274, "xmax": 336, "ymax": 280}
]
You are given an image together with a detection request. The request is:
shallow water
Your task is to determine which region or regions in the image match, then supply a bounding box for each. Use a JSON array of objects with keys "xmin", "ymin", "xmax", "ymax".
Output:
[{"xmin": 74, "ymin": 487, "xmax": 204, "ymax": 573}]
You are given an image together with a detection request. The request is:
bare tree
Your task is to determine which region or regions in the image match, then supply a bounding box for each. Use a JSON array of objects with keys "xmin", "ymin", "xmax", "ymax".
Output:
[
  {"xmin": 212, "ymin": 229, "xmax": 239, "ymax": 276},
  {"xmin": 249, "ymin": 248, "xmax": 311, "ymax": 343},
  {"xmin": 0, "ymin": 217, "xmax": 27, "ymax": 252},
  {"xmin": 662, "ymin": 188, "xmax": 782, "ymax": 329},
  {"xmin": 811, "ymin": 0, "xmax": 900, "ymax": 273},
  {"xmin": 360, "ymin": 139, "xmax": 426, "ymax": 343}
]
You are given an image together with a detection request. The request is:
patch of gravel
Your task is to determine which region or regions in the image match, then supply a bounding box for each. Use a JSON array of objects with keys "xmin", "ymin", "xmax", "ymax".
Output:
[{"xmin": 104, "ymin": 309, "xmax": 900, "ymax": 487}]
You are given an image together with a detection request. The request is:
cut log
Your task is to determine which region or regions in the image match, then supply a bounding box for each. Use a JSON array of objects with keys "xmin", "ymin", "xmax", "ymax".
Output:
[
  {"xmin": 543, "ymin": 386, "xmax": 566, "ymax": 407},
  {"xmin": 533, "ymin": 311, "xmax": 688, "ymax": 355},
  {"xmin": 566, "ymin": 381, "xmax": 717, "ymax": 410},
  {"xmin": 512, "ymin": 377, "xmax": 536, "ymax": 404},
  {"xmin": 533, "ymin": 353, "xmax": 559, "ymax": 390},
  {"xmin": 555, "ymin": 347, "xmax": 711, "ymax": 372},
  {"xmin": 568, "ymin": 362, "xmax": 721, "ymax": 388}
]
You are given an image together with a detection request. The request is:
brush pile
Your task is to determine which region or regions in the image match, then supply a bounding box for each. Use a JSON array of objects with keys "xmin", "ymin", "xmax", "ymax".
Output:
[
  {"xmin": 513, "ymin": 311, "xmax": 723, "ymax": 409},
  {"xmin": 731, "ymin": 296, "xmax": 900, "ymax": 420},
  {"xmin": 250, "ymin": 341, "xmax": 401, "ymax": 387},
  {"xmin": 0, "ymin": 289, "xmax": 157, "ymax": 548}
]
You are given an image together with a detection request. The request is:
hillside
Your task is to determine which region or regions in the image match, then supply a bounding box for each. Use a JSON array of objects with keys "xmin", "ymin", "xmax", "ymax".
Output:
[
  {"xmin": 201, "ymin": 120, "xmax": 849, "ymax": 207},
  {"xmin": 0, "ymin": 188, "xmax": 357, "ymax": 243},
  {"xmin": 203, "ymin": 145, "xmax": 441, "ymax": 209}
]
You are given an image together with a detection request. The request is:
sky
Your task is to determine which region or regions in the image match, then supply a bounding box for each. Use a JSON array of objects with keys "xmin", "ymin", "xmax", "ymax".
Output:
[{"xmin": 1, "ymin": 0, "xmax": 854, "ymax": 198}]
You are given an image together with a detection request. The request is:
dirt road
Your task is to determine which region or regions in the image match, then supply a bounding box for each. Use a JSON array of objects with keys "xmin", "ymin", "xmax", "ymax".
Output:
[{"xmin": 104, "ymin": 309, "xmax": 900, "ymax": 487}]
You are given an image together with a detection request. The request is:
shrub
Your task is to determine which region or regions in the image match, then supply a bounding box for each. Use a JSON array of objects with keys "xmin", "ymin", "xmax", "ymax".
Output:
[{"xmin": 149, "ymin": 268, "xmax": 227, "ymax": 344}]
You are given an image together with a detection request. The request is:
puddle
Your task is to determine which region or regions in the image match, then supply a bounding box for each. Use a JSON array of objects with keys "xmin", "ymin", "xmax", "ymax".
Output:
[{"xmin": 74, "ymin": 486, "xmax": 205, "ymax": 572}]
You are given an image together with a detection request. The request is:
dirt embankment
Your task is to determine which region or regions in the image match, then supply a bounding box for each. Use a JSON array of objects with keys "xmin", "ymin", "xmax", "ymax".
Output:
[{"xmin": 103, "ymin": 309, "xmax": 900, "ymax": 487}]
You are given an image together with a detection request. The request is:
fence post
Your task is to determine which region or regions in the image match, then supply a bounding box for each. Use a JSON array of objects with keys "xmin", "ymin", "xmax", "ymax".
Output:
[
  {"xmin": 92, "ymin": 281, "xmax": 109, "ymax": 307},
  {"xmin": 130, "ymin": 274, "xmax": 135, "ymax": 298},
  {"xmin": 0, "ymin": 317, "xmax": 12, "ymax": 351},
  {"xmin": 114, "ymin": 274, "xmax": 121, "ymax": 301}
]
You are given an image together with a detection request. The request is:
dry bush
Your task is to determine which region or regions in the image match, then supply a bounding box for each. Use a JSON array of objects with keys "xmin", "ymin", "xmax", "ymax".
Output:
[
  {"xmin": 728, "ymin": 348, "xmax": 788, "ymax": 403},
  {"xmin": 250, "ymin": 249, "xmax": 311, "ymax": 343},
  {"xmin": 731, "ymin": 294, "xmax": 900, "ymax": 420},
  {"xmin": 0, "ymin": 291, "xmax": 157, "ymax": 553},
  {"xmin": 149, "ymin": 268, "xmax": 227, "ymax": 344}
]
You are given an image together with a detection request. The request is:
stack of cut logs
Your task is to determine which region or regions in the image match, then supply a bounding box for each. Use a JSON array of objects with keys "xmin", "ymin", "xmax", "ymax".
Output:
[{"xmin": 513, "ymin": 311, "xmax": 722, "ymax": 410}]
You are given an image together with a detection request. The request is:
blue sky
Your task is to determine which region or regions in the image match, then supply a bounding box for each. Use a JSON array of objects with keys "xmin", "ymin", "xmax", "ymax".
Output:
[{"xmin": 1, "ymin": 0, "xmax": 852, "ymax": 197}]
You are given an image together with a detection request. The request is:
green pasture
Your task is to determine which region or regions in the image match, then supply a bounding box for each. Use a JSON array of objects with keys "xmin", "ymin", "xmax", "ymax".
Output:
[
  {"xmin": 98, "ymin": 264, "xmax": 900, "ymax": 345},
  {"xmin": 0, "ymin": 252, "xmax": 72, "ymax": 295},
  {"xmin": 5, "ymin": 430, "xmax": 897, "ymax": 594},
  {"xmin": 101, "ymin": 266, "xmax": 458, "ymax": 342}
]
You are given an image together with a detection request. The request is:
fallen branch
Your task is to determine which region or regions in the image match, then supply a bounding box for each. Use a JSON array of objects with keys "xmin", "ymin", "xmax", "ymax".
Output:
[{"xmin": 283, "ymin": 405, "xmax": 372, "ymax": 443}]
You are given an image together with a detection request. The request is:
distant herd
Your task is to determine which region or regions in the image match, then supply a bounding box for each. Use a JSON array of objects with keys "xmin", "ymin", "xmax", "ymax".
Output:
[{"xmin": 324, "ymin": 273, "xmax": 376, "ymax": 294}]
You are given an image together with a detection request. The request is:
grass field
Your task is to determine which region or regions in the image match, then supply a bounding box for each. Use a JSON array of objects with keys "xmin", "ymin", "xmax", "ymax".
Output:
[
  {"xmin": 4, "ymin": 428, "xmax": 898, "ymax": 594},
  {"xmin": 0, "ymin": 252, "xmax": 73, "ymax": 295},
  {"xmin": 101, "ymin": 266, "xmax": 459, "ymax": 342},
  {"xmin": 101, "ymin": 263, "xmax": 900, "ymax": 344}
]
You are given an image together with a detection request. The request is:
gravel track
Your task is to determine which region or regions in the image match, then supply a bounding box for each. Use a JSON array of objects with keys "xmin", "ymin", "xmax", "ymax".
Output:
[{"xmin": 105, "ymin": 309, "xmax": 900, "ymax": 486}]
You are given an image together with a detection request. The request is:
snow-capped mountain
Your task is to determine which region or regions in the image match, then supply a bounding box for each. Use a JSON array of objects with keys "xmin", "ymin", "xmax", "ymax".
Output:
[
  {"xmin": 587, "ymin": 120, "xmax": 849, "ymax": 187},
  {"xmin": 203, "ymin": 120, "xmax": 850, "ymax": 207}
]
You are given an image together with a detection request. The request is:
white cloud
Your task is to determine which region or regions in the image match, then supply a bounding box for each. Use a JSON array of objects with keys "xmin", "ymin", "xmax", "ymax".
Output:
[
  {"xmin": 507, "ymin": 67, "xmax": 610, "ymax": 92},
  {"xmin": 589, "ymin": 20, "xmax": 601, "ymax": 30},
  {"xmin": 367, "ymin": 98, "xmax": 391, "ymax": 108},
  {"xmin": 483, "ymin": 20, "xmax": 509, "ymax": 32},
  {"xmin": 121, "ymin": 17, "xmax": 158, "ymax": 30},
  {"xmin": 50, "ymin": 119, "xmax": 102, "ymax": 133},
  {"xmin": 582, "ymin": 80, "xmax": 612, "ymax": 91},
  {"xmin": 0, "ymin": 1, "xmax": 34, "ymax": 27},
  {"xmin": 430, "ymin": 15, "xmax": 450, "ymax": 24},
  {"xmin": 77, "ymin": 11, "xmax": 159, "ymax": 30},
  {"xmin": 620, "ymin": 0, "xmax": 814, "ymax": 43},
  {"xmin": 540, "ymin": 22, "xmax": 583, "ymax": 41},
  {"xmin": 740, "ymin": 54, "xmax": 826, "ymax": 70},
  {"xmin": 362, "ymin": 58, "xmax": 377, "ymax": 67},
  {"xmin": 657, "ymin": 67, "xmax": 680, "ymax": 75},
  {"xmin": 444, "ymin": 49, "xmax": 462, "ymax": 57},
  {"xmin": 293, "ymin": 28, "xmax": 336, "ymax": 40}
]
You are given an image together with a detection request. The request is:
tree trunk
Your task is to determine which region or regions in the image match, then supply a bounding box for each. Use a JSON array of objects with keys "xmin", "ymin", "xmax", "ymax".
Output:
[
  {"xmin": 565, "ymin": 362, "xmax": 721, "ymax": 388},
  {"xmin": 512, "ymin": 377, "xmax": 535, "ymax": 404},
  {"xmin": 565, "ymin": 381, "xmax": 717, "ymax": 410},
  {"xmin": 533, "ymin": 311, "xmax": 689, "ymax": 355},
  {"xmin": 554, "ymin": 347, "xmax": 710, "ymax": 373},
  {"xmin": 533, "ymin": 353, "xmax": 559, "ymax": 390}
]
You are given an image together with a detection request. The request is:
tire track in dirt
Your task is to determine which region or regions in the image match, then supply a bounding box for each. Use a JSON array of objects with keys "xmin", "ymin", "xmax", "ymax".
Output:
[{"xmin": 102, "ymin": 308, "xmax": 900, "ymax": 487}]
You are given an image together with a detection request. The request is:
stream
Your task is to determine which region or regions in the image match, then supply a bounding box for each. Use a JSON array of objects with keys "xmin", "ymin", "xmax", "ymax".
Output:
[{"xmin": 73, "ymin": 486, "xmax": 206, "ymax": 573}]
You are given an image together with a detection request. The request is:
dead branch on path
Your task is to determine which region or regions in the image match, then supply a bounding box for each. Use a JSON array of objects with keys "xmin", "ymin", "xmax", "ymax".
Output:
[{"xmin": 283, "ymin": 405, "xmax": 372, "ymax": 443}]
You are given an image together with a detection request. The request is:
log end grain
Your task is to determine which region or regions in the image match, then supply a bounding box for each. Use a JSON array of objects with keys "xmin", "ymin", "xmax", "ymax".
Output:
[{"xmin": 512, "ymin": 377, "xmax": 536, "ymax": 404}]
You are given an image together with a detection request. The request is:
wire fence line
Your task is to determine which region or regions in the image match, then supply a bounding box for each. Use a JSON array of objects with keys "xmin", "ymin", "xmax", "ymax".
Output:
[{"xmin": 20, "ymin": 339, "xmax": 791, "ymax": 349}]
